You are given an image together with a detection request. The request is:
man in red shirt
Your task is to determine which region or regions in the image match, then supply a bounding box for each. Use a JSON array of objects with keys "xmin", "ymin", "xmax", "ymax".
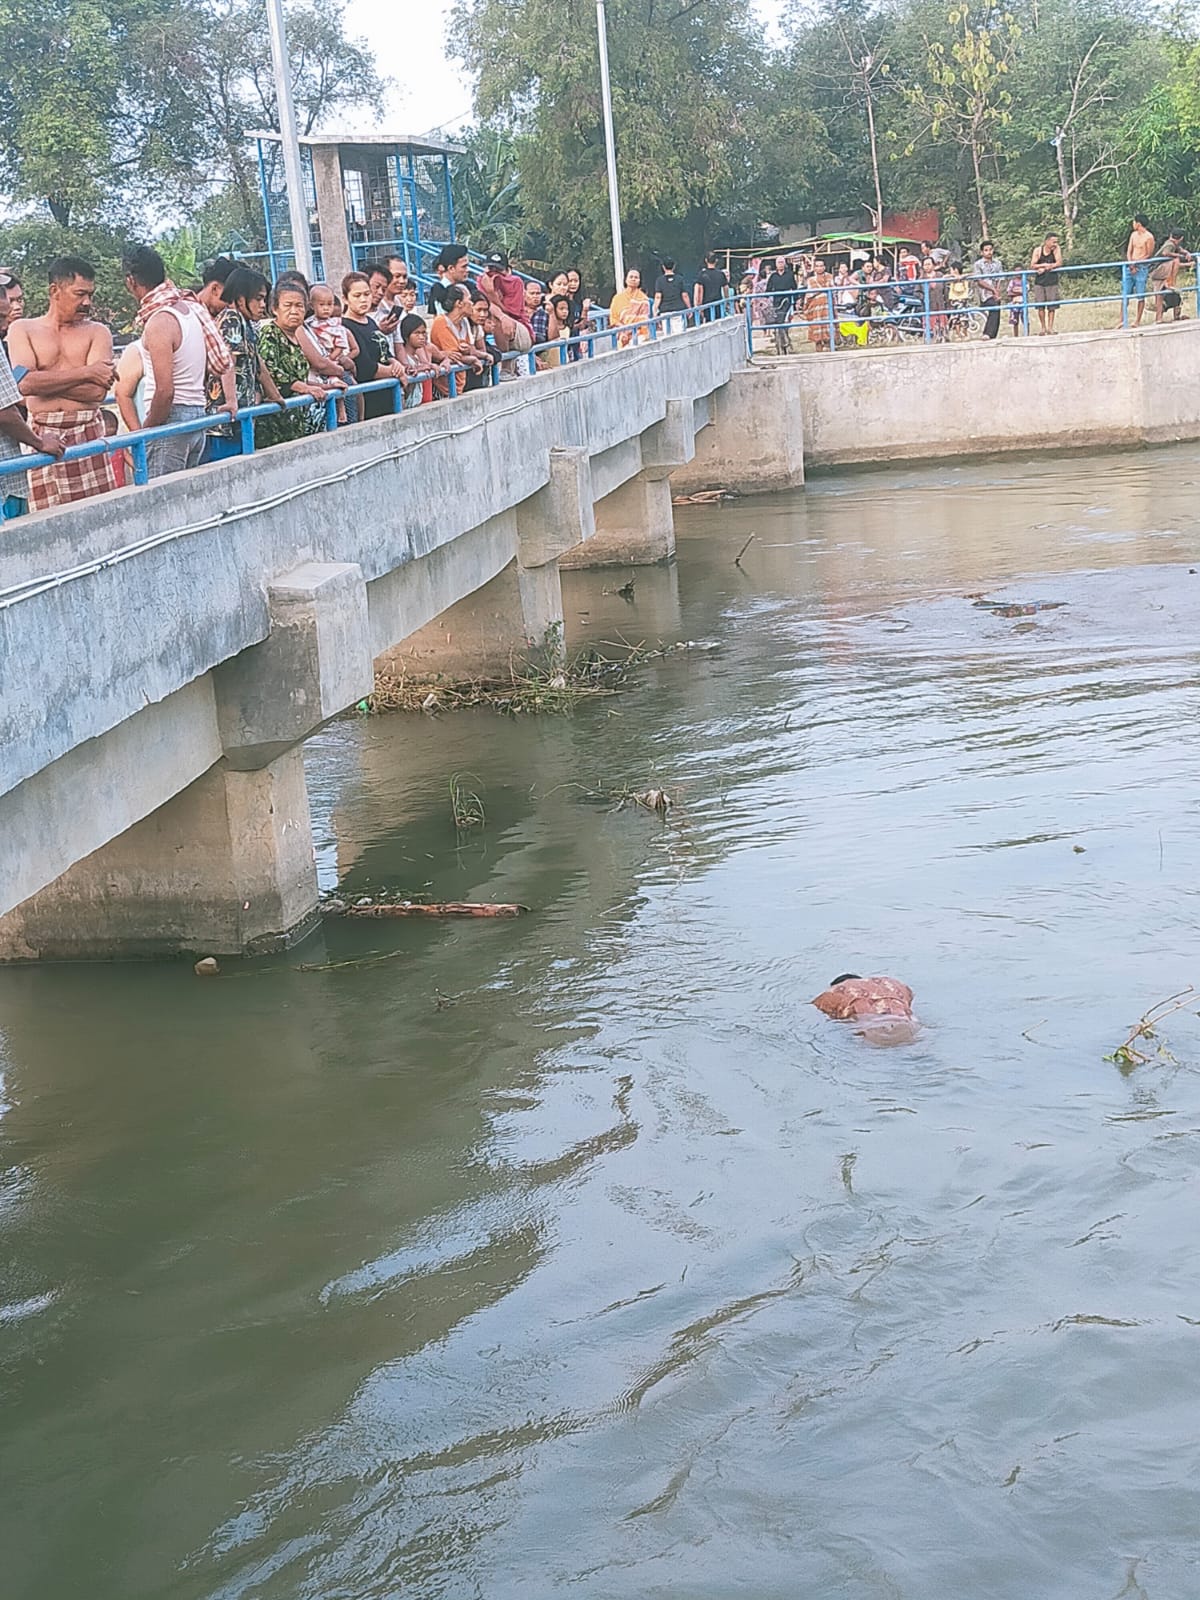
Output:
[
  {"xmin": 811, "ymin": 973, "xmax": 918, "ymax": 1045},
  {"xmin": 480, "ymin": 252, "xmax": 531, "ymax": 331}
]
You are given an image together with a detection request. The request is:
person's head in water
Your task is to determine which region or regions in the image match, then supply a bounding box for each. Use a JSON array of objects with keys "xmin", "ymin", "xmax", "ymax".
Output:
[{"xmin": 830, "ymin": 972, "xmax": 862, "ymax": 986}]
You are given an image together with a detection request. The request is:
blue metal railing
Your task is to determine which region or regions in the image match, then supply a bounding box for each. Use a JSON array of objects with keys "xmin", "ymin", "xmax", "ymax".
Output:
[
  {"xmin": 0, "ymin": 360, "xmax": 485, "ymax": 520},
  {"xmin": 741, "ymin": 255, "xmax": 1198, "ymax": 354},
  {"xmin": 0, "ymin": 306, "xmax": 730, "ymax": 519}
]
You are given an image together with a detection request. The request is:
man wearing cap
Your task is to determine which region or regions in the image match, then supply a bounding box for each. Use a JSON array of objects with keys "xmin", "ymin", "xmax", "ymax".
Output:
[{"xmin": 479, "ymin": 251, "xmax": 529, "ymax": 328}]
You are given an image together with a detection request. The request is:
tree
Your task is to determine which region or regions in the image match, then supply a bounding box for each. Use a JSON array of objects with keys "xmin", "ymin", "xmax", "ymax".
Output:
[
  {"xmin": 903, "ymin": 3, "xmax": 1023, "ymax": 238},
  {"xmin": 449, "ymin": 0, "xmax": 777, "ymax": 289},
  {"xmin": 0, "ymin": 0, "xmax": 383, "ymax": 245},
  {"xmin": 191, "ymin": 0, "xmax": 385, "ymax": 243},
  {"xmin": 446, "ymin": 128, "xmax": 526, "ymax": 255},
  {"xmin": 0, "ymin": 0, "xmax": 211, "ymax": 228}
]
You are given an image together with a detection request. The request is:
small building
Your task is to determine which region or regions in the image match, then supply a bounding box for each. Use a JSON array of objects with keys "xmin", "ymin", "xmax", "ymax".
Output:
[{"xmin": 248, "ymin": 130, "xmax": 465, "ymax": 288}]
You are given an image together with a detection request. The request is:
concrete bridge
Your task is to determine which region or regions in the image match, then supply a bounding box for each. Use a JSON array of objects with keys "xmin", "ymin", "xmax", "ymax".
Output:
[{"xmin": 0, "ymin": 319, "xmax": 801, "ymax": 960}]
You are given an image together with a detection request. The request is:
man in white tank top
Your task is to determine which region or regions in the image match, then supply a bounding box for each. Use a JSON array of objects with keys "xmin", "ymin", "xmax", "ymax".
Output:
[{"xmin": 123, "ymin": 245, "xmax": 234, "ymax": 480}]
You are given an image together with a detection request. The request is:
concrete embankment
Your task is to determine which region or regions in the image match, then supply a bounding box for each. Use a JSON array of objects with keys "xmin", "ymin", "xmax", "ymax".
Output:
[{"xmin": 765, "ymin": 321, "xmax": 1200, "ymax": 469}]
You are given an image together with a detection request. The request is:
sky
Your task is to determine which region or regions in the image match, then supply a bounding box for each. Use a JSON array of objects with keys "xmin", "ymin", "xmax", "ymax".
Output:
[{"xmin": 339, "ymin": 5, "xmax": 477, "ymax": 137}]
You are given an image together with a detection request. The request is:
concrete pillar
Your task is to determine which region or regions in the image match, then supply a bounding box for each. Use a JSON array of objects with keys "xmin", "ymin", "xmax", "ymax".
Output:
[
  {"xmin": 380, "ymin": 555, "xmax": 564, "ymax": 681},
  {"xmin": 669, "ymin": 367, "xmax": 805, "ymax": 494},
  {"xmin": 0, "ymin": 750, "xmax": 318, "ymax": 961},
  {"xmin": 0, "ymin": 560, "xmax": 370, "ymax": 962},
  {"xmin": 311, "ymin": 146, "xmax": 352, "ymax": 291},
  {"xmin": 563, "ymin": 472, "xmax": 675, "ymax": 568},
  {"xmin": 215, "ymin": 561, "xmax": 373, "ymax": 768}
]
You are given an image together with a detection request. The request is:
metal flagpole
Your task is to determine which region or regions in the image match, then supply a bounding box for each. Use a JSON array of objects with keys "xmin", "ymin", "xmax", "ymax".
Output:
[
  {"xmin": 265, "ymin": 0, "xmax": 315, "ymax": 280},
  {"xmin": 596, "ymin": 0, "xmax": 625, "ymax": 292}
]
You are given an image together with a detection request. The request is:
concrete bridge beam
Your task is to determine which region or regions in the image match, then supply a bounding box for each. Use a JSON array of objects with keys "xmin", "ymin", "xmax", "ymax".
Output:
[{"xmin": 216, "ymin": 561, "xmax": 373, "ymax": 770}]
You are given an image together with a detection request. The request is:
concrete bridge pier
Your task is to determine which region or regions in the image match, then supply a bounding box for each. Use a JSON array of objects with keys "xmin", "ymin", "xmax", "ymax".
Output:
[
  {"xmin": 0, "ymin": 562, "xmax": 373, "ymax": 960},
  {"xmin": 669, "ymin": 366, "xmax": 805, "ymax": 494}
]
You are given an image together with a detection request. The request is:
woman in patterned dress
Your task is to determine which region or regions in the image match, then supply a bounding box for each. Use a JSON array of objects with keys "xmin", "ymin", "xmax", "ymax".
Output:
[{"xmin": 255, "ymin": 283, "xmax": 343, "ymax": 450}]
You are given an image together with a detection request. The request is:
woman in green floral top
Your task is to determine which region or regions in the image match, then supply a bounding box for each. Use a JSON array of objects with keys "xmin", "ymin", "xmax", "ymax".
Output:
[
  {"xmin": 254, "ymin": 282, "xmax": 345, "ymax": 450},
  {"xmin": 205, "ymin": 267, "xmax": 285, "ymax": 461}
]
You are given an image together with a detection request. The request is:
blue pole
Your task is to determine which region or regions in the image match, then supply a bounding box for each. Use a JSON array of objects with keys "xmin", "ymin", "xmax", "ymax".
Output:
[
  {"xmin": 443, "ymin": 153, "xmax": 456, "ymax": 242},
  {"xmin": 395, "ymin": 153, "xmax": 412, "ymax": 273},
  {"xmin": 922, "ymin": 278, "xmax": 931, "ymax": 343},
  {"xmin": 406, "ymin": 150, "xmax": 421, "ymax": 261},
  {"xmin": 256, "ymin": 138, "xmax": 279, "ymax": 282}
]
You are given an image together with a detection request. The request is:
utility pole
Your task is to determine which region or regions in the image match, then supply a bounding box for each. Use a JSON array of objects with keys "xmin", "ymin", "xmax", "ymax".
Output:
[
  {"xmin": 596, "ymin": 0, "xmax": 625, "ymax": 292},
  {"xmin": 265, "ymin": 0, "xmax": 315, "ymax": 281}
]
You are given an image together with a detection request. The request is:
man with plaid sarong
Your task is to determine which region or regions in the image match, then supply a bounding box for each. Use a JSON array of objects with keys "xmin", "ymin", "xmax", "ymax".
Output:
[{"xmin": 7, "ymin": 253, "xmax": 117, "ymax": 510}]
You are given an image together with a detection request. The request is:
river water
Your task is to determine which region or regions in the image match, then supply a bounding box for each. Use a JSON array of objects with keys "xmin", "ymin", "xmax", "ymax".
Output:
[{"xmin": 5, "ymin": 446, "xmax": 1200, "ymax": 1599}]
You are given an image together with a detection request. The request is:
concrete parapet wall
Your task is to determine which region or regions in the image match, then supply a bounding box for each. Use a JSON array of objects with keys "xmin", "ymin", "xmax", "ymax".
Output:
[{"xmin": 783, "ymin": 322, "xmax": 1200, "ymax": 468}]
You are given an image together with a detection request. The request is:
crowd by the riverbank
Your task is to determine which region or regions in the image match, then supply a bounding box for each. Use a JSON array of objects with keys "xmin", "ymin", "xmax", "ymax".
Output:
[{"xmin": 742, "ymin": 222, "xmax": 1194, "ymax": 350}]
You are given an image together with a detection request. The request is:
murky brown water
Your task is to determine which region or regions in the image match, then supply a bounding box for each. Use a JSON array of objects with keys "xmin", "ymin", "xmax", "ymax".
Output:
[{"xmin": 5, "ymin": 447, "xmax": 1200, "ymax": 1598}]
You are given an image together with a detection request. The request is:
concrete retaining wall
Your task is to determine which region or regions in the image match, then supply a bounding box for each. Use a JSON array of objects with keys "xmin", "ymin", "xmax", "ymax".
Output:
[{"xmin": 782, "ymin": 321, "xmax": 1200, "ymax": 467}]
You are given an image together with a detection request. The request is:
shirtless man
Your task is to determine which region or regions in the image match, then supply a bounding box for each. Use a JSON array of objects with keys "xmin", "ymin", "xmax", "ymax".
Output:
[
  {"xmin": 812, "ymin": 973, "xmax": 919, "ymax": 1046},
  {"xmin": 1151, "ymin": 229, "xmax": 1191, "ymax": 323},
  {"xmin": 1123, "ymin": 216, "xmax": 1157, "ymax": 328},
  {"xmin": 8, "ymin": 254, "xmax": 117, "ymax": 509}
]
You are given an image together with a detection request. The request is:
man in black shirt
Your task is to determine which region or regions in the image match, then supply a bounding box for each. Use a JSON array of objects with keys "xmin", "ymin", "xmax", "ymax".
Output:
[
  {"xmin": 652, "ymin": 258, "xmax": 691, "ymax": 334},
  {"xmin": 427, "ymin": 243, "xmax": 477, "ymax": 317},
  {"xmin": 764, "ymin": 256, "xmax": 797, "ymax": 354},
  {"xmin": 694, "ymin": 252, "xmax": 729, "ymax": 321}
]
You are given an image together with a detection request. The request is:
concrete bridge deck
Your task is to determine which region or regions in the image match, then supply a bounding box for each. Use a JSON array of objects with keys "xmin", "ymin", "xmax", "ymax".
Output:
[{"xmin": 0, "ymin": 319, "xmax": 802, "ymax": 958}]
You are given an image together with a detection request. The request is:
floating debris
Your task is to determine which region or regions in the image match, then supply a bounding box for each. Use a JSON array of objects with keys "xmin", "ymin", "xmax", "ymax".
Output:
[{"xmin": 971, "ymin": 598, "xmax": 1068, "ymax": 617}]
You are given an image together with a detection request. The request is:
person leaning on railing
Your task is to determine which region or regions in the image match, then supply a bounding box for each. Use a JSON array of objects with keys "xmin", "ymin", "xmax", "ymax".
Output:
[
  {"xmin": 201, "ymin": 267, "xmax": 286, "ymax": 463},
  {"xmin": 340, "ymin": 271, "xmax": 405, "ymax": 421},
  {"xmin": 610, "ymin": 268, "xmax": 651, "ymax": 347},
  {"xmin": 255, "ymin": 282, "xmax": 345, "ymax": 449},
  {"xmin": 0, "ymin": 340, "xmax": 64, "ymax": 519}
]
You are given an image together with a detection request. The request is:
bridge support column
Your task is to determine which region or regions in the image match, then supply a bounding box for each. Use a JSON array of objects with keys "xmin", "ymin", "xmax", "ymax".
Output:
[
  {"xmin": 563, "ymin": 472, "xmax": 675, "ymax": 568},
  {"xmin": 0, "ymin": 559, "xmax": 371, "ymax": 962},
  {"xmin": 0, "ymin": 750, "xmax": 318, "ymax": 961},
  {"xmin": 669, "ymin": 367, "xmax": 805, "ymax": 493},
  {"xmin": 383, "ymin": 554, "xmax": 564, "ymax": 681}
]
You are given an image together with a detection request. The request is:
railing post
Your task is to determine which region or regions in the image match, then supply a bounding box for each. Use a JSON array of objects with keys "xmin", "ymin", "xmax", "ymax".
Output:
[
  {"xmin": 1121, "ymin": 264, "xmax": 1129, "ymax": 328},
  {"xmin": 324, "ymin": 393, "xmax": 339, "ymax": 432},
  {"xmin": 827, "ymin": 285, "xmax": 837, "ymax": 351},
  {"xmin": 745, "ymin": 295, "xmax": 754, "ymax": 357},
  {"xmin": 1021, "ymin": 270, "xmax": 1030, "ymax": 336},
  {"xmin": 922, "ymin": 279, "xmax": 931, "ymax": 343},
  {"xmin": 131, "ymin": 439, "xmax": 149, "ymax": 486},
  {"xmin": 239, "ymin": 413, "xmax": 257, "ymax": 456}
]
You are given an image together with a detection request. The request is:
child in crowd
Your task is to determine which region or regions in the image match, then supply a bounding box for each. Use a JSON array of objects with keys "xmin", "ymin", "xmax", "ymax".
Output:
[
  {"xmin": 393, "ymin": 280, "xmax": 425, "ymax": 337},
  {"xmin": 396, "ymin": 313, "xmax": 453, "ymax": 406},
  {"xmin": 1007, "ymin": 272, "xmax": 1025, "ymax": 336},
  {"xmin": 306, "ymin": 283, "xmax": 358, "ymax": 423},
  {"xmin": 946, "ymin": 261, "xmax": 972, "ymax": 338}
]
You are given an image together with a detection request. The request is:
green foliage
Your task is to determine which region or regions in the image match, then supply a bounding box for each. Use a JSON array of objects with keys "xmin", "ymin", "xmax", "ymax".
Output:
[
  {"xmin": 449, "ymin": 0, "xmax": 811, "ymax": 289},
  {"xmin": 447, "ymin": 128, "xmax": 527, "ymax": 254},
  {"xmin": 0, "ymin": 0, "xmax": 382, "ymax": 244}
]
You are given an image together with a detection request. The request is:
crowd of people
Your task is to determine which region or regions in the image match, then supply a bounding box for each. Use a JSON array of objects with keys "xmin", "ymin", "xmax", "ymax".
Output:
[
  {"xmin": 0, "ymin": 222, "xmax": 1191, "ymax": 516},
  {"xmin": 742, "ymin": 222, "xmax": 1194, "ymax": 351},
  {"xmin": 0, "ymin": 241, "xmax": 739, "ymax": 518}
]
